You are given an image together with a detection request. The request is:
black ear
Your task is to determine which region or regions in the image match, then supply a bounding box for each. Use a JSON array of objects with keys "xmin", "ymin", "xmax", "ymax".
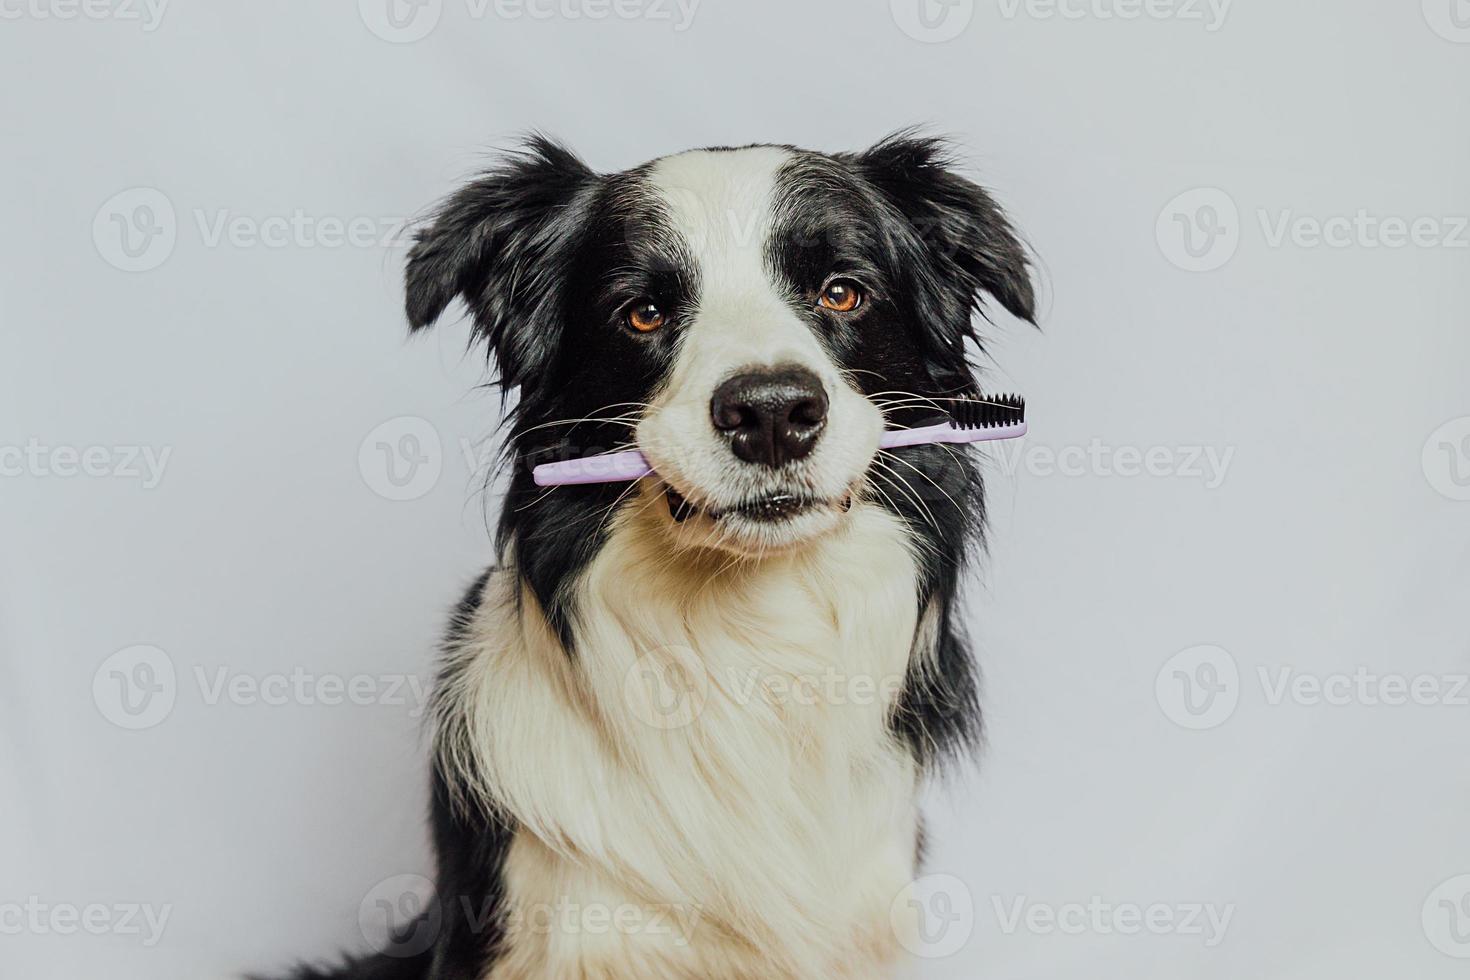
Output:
[
  {"xmin": 849, "ymin": 132, "xmax": 1036, "ymax": 328},
  {"xmin": 404, "ymin": 136, "xmax": 596, "ymax": 391}
]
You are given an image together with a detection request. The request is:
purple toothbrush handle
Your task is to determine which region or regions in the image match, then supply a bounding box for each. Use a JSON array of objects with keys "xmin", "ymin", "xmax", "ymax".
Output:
[
  {"xmin": 533, "ymin": 449, "xmax": 653, "ymax": 486},
  {"xmin": 531, "ymin": 421, "xmax": 1027, "ymax": 486},
  {"xmin": 878, "ymin": 420, "xmax": 1027, "ymax": 449}
]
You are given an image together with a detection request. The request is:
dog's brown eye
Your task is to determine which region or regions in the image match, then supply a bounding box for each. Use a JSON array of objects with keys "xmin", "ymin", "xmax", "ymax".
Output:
[
  {"xmin": 819, "ymin": 279, "xmax": 863, "ymax": 313},
  {"xmin": 627, "ymin": 300, "xmax": 665, "ymax": 333}
]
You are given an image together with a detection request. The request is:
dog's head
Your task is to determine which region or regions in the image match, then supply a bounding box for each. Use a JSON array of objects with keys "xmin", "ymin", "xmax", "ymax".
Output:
[{"xmin": 406, "ymin": 133, "xmax": 1033, "ymax": 573}]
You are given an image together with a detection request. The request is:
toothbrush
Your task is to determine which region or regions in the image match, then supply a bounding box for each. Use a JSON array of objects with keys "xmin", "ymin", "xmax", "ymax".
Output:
[{"xmin": 531, "ymin": 394, "xmax": 1026, "ymax": 487}]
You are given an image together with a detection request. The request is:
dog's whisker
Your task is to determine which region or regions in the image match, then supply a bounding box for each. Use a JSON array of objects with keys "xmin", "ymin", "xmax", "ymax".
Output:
[
  {"xmin": 877, "ymin": 449, "xmax": 965, "ymax": 516},
  {"xmin": 516, "ymin": 412, "xmax": 646, "ymax": 437},
  {"xmin": 869, "ymin": 458, "xmax": 941, "ymax": 534}
]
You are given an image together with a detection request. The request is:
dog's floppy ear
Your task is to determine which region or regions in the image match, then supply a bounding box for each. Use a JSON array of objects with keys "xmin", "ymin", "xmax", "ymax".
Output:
[
  {"xmin": 404, "ymin": 136, "xmax": 596, "ymax": 391},
  {"xmin": 849, "ymin": 132, "xmax": 1035, "ymax": 328}
]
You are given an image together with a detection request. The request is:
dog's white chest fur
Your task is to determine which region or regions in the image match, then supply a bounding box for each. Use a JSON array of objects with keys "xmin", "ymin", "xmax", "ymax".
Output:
[{"xmin": 442, "ymin": 502, "xmax": 926, "ymax": 978}]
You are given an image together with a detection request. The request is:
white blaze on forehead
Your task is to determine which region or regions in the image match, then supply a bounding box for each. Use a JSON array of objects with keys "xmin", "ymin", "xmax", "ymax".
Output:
[
  {"xmin": 644, "ymin": 146, "xmax": 821, "ymax": 369},
  {"xmin": 646, "ymin": 146, "xmax": 793, "ymax": 283}
]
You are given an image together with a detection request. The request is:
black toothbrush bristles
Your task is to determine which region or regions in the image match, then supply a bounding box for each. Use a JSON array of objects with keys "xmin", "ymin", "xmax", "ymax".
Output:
[{"xmin": 950, "ymin": 393, "xmax": 1026, "ymax": 429}]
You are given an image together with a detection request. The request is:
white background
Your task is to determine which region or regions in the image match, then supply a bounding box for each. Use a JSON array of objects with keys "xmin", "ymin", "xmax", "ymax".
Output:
[{"xmin": 2, "ymin": 2, "xmax": 1468, "ymax": 977}]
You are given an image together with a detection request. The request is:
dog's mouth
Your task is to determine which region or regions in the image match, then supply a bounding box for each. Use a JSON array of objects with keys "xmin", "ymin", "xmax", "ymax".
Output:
[{"xmin": 664, "ymin": 486, "xmax": 853, "ymax": 525}]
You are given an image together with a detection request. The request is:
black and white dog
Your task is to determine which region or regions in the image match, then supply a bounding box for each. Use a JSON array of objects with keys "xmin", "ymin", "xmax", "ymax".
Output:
[{"xmin": 271, "ymin": 133, "xmax": 1034, "ymax": 979}]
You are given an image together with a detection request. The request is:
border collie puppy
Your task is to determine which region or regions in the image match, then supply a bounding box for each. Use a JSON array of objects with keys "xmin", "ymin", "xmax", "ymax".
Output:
[{"xmin": 271, "ymin": 132, "xmax": 1033, "ymax": 980}]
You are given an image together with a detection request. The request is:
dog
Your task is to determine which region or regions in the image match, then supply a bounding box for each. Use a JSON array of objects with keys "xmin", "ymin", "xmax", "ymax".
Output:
[{"xmin": 266, "ymin": 132, "xmax": 1034, "ymax": 979}]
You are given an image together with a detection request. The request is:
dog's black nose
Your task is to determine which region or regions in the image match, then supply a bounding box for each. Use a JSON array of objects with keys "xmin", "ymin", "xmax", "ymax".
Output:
[{"xmin": 710, "ymin": 367, "xmax": 828, "ymax": 467}]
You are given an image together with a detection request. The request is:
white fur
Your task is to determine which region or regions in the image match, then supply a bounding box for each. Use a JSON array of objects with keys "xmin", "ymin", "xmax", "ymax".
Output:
[{"xmin": 442, "ymin": 505, "xmax": 924, "ymax": 978}]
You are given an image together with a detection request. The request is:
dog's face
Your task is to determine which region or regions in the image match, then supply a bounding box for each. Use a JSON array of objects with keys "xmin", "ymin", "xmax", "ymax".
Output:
[
  {"xmin": 631, "ymin": 145, "xmax": 890, "ymax": 554},
  {"xmin": 405, "ymin": 134, "xmax": 1033, "ymax": 570}
]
